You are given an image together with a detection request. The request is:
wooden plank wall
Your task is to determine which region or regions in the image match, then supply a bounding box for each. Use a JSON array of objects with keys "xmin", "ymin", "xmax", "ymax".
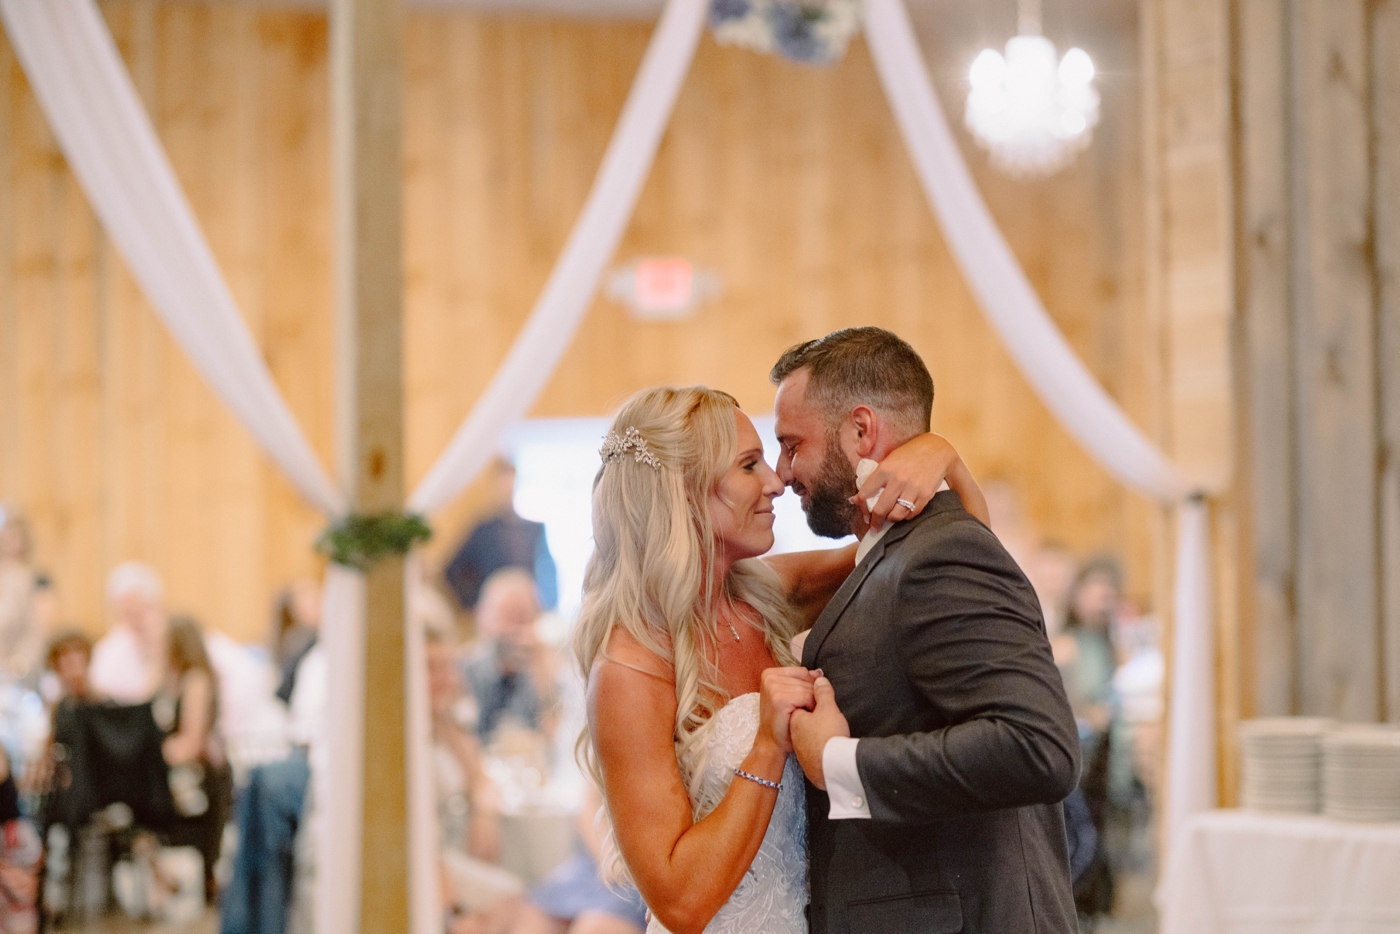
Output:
[
  {"xmin": 0, "ymin": 1, "xmax": 1158, "ymax": 642},
  {"xmin": 1378, "ymin": 0, "xmax": 1400, "ymax": 725},
  {"xmin": 1290, "ymin": 0, "xmax": 1379, "ymax": 722},
  {"xmin": 1232, "ymin": 0, "xmax": 1400, "ymax": 724},
  {"xmin": 1143, "ymin": 0, "xmax": 1239, "ymax": 801},
  {"xmin": 1233, "ymin": 0, "xmax": 1295, "ymax": 718}
]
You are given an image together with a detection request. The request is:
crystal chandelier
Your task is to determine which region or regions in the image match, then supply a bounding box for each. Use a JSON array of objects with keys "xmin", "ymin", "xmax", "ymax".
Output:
[{"xmin": 964, "ymin": 0, "xmax": 1100, "ymax": 178}]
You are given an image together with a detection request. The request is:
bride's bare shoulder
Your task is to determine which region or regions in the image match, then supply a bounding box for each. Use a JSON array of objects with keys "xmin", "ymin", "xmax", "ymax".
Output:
[{"xmin": 588, "ymin": 625, "xmax": 675, "ymax": 717}]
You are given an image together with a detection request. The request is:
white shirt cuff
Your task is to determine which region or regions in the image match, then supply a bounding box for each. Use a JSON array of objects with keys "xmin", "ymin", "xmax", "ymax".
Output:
[{"xmin": 822, "ymin": 736, "xmax": 871, "ymax": 819}]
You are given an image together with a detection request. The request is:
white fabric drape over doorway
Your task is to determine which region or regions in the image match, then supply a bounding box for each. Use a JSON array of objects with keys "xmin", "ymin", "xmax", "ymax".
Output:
[
  {"xmin": 859, "ymin": 0, "xmax": 1219, "ymax": 856},
  {"xmin": 1, "ymin": 0, "xmax": 1221, "ymax": 923}
]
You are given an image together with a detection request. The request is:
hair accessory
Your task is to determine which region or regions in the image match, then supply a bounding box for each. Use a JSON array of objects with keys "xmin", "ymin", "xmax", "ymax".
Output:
[
  {"xmin": 896, "ymin": 497, "xmax": 916, "ymax": 511},
  {"xmin": 733, "ymin": 768, "xmax": 782, "ymax": 792},
  {"xmin": 600, "ymin": 427, "xmax": 661, "ymax": 470}
]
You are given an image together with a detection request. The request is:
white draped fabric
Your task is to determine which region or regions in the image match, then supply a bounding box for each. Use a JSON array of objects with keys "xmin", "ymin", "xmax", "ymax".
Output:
[
  {"xmin": 0, "ymin": 2, "xmax": 437, "ymax": 931},
  {"xmin": 316, "ymin": 567, "xmax": 368, "ymax": 934},
  {"xmin": 2, "ymin": 0, "xmax": 1221, "ymax": 920},
  {"xmin": 862, "ymin": 0, "xmax": 1192, "ymax": 502},
  {"xmin": 0, "ymin": 0, "xmax": 345, "ymax": 519},
  {"xmin": 860, "ymin": 0, "xmax": 1219, "ymax": 857},
  {"xmin": 408, "ymin": 0, "xmax": 707, "ymax": 515},
  {"xmin": 1163, "ymin": 499, "xmax": 1216, "ymax": 849}
]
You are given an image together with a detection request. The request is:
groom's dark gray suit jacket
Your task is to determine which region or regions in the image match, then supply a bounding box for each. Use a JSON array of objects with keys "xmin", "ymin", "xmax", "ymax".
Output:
[{"xmin": 801, "ymin": 490, "xmax": 1080, "ymax": 934}]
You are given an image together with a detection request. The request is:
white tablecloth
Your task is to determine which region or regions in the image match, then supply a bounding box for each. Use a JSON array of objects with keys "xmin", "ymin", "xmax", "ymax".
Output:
[{"xmin": 1159, "ymin": 810, "xmax": 1400, "ymax": 934}]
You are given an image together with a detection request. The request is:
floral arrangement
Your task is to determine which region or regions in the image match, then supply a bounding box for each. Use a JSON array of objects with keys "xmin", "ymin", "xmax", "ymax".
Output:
[
  {"xmin": 709, "ymin": 0, "xmax": 863, "ymax": 67},
  {"xmin": 316, "ymin": 512, "xmax": 432, "ymax": 571}
]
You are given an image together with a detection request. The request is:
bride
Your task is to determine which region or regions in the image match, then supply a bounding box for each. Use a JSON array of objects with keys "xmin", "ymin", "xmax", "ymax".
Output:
[{"xmin": 574, "ymin": 386, "xmax": 988, "ymax": 934}]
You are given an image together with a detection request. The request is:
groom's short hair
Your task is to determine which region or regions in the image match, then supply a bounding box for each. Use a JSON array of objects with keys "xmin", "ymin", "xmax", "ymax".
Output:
[{"xmin": 770, "ymin": 328, "xmax": 934, "ymax": 436}]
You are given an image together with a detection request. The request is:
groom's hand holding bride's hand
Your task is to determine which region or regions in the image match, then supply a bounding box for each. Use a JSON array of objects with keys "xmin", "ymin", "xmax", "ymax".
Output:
[
  {"xmin": 790, "ymin": 676, "xmax": 849, "ymax": 791},
  {"xmin": 758, "ymin": 667, "xmax": 819, "ymax": 755}
]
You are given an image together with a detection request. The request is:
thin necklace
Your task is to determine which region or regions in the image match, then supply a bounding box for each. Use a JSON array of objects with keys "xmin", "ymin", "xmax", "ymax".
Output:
[{"xmin": 721, "ymin": 603, "xmax": 742, "ymax": 642}]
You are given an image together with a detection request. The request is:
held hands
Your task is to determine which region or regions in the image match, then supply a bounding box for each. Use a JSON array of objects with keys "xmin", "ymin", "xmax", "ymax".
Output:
[
  {"xmin": 789, "ymin": 677, "xmax": 850, "ymax": 791},
  {"xmin": 757, "ymin": 667, "xmax": 819, "ymax": 755},
  {"xmin": 757, "ymin": 668, "xmax": 853, "ymax": 791}
]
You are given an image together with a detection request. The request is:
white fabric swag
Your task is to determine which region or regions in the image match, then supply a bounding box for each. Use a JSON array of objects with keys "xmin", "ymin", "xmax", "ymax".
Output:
[
  {"xmin": 0, "ymin": 0, "xmax": 345, "ymax": 518},
  {"xmin": 858, "ymin": 0, "xmax": 1218, "ymax": 859},
  {"xmin": 409, "ymin": 0, "xmax": 706, "ymax": 514},
  {"xmin": 0, "ymin": 2, "xmax": 430, "ymax": 932},
  {"xmin": 1, "ymin": 0, "xmax": 1221, "ymax": 924}
]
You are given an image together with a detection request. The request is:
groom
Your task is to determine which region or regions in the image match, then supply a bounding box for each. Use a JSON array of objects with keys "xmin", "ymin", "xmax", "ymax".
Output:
[{"xmin": 772, "ymin": 328, "xmax": 1080, "ymax": 934}]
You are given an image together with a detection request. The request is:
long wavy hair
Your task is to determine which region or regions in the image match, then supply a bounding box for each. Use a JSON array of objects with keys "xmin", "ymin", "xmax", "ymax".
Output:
[{"xmin": 574, "ymin": 386, "xmax": 799, "ymax": 884}]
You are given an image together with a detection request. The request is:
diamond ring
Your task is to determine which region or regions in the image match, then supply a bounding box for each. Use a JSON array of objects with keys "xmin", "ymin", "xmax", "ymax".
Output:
[{"xmin": 896, "ymin": 497, "xmax": 916, "ymax": 511}]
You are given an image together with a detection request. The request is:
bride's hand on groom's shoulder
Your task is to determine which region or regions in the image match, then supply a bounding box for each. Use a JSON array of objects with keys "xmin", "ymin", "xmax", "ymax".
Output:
[
  {"xmin": 858, "ymin": 432, "xmax": 991, "ymax": 530},
  {"xmin": 856, "ymin": 433, "xmax": 957, "ymax": 531},
  {"xmin": 757, "ymin": 667, "xmax": 819, "ymax": 756}
]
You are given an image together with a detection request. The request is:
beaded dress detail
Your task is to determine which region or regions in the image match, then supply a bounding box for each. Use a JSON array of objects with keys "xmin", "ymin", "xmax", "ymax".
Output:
[{"xmin": 646, "ymin": 692, "xmax": 807, "ymax": 934}]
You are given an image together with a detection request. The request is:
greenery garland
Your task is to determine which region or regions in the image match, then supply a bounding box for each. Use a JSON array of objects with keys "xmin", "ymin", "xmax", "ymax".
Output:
[{"xmin": 316, "ymin": 512, "xmax": 432, "ymax": 571}]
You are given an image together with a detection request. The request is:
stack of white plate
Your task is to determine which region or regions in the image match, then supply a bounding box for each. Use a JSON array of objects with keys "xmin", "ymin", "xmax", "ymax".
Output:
[
  {"xmin": 1322, "ymin": 726, "xmax": 1400, "ymax": 822},
  {"xmin": 1239, "ymin": 718, "xmax": 1331, "ymax": 814}
]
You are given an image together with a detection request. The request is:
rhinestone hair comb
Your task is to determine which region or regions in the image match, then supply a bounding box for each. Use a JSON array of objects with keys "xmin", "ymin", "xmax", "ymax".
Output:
[{"xmin": 599, "ymin": 426, "xmax": 661, "ymax": 470}]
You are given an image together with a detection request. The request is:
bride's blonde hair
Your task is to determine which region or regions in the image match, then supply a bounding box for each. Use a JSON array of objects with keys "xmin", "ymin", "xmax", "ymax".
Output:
[{"xmin": 574, "ymin": 386, "xmax": 799, "ymax": 885}]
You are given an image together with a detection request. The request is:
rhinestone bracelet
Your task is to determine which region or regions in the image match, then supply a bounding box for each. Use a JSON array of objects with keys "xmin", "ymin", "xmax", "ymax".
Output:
[{"xmin": 733, "ymin": 768, "xmax": 782, "ymax": 791}]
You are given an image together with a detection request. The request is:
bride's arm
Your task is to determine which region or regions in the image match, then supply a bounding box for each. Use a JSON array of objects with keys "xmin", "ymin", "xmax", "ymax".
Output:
[
  {"xmin": 589, "ymin": 627, "xmax": 812, "ymax": 934},
  {"xmin": 761, "ymin": 435, "xmax": 989, "ymax": 628},
  {"xmin": 763, "ymin": 544, "xmax": 858, "ymax": 629}
]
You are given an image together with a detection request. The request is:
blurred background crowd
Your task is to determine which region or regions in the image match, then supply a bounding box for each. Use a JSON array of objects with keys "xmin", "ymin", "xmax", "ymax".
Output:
[{"xmin": 0, "ymin": 460, "xmax": 1164, "ymax": 934}]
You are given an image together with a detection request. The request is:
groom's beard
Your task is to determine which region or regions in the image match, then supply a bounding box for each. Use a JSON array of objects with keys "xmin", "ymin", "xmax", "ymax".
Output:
[{"xmin": 799, "ymin": 437, "xmax": 859, "ymax": 539}]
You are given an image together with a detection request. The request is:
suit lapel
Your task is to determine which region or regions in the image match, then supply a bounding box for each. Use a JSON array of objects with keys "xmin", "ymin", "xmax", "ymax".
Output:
[
  {"xmin": 799, "ymin": 510, "xmax": 934, "ymax": 668},
  {"xmin": 802, "ymin": 555, "xmax": 875, "ymax": 668}
]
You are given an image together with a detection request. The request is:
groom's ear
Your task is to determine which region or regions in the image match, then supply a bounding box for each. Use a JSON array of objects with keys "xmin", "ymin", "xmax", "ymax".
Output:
[{"xmin": 848, "ymin": 406, "xmax": 879, "ymax": 458}]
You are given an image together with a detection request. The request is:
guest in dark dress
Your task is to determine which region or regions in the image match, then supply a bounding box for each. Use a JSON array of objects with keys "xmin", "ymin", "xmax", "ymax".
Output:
[
  {"xmin": 153, "ymin": 617, "xmax": 234, "ymax": 903},
  {"xmin": 444, "ymin": 459, "xmax": 558, "ymax": 611}
]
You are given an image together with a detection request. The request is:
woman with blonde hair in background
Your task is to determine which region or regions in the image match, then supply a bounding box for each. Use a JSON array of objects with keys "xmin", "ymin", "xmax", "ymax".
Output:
[{"xmin": 575, "ymin": 386, "xmax": 988, "ymax": 934}]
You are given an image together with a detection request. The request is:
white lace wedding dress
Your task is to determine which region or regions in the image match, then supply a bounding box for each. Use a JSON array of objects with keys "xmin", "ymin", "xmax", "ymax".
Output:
[{"xmin": 646, "ymin": 692, "xmax": 808, "ymax": 934}]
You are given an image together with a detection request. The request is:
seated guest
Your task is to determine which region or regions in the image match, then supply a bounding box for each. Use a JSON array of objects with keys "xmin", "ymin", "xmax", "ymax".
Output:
[
  {"xmin": 90, "ymin": 563, "xmax": 167, "ymax": 703},
  {"xmin": 461, "ymin": 570, "xmax": 560, "ymax": 746},
  {"xmin": 24, "ymin": 632, "xmax": 97, "ymax": 798},
  {"xmin": 46, "ymin": 631, "xmax": 96, "ymax": 705},
  {"xmin": 0, "ymin": 748, "xmax": 39, "ymax": 934},
  {"xmin": 269, "ymin": 581, "xmax": 321, "ymax": 705},
  {"xmin": 153, "ymin": 617, "xmax": 234, "ymax": 904},
  {"xmin": 495, "ymin": 786, "xmax": 645, "ymax": 934},
  {"xmin": 429, "ymin": 627, "xmax": 523, "ymax": 930}
]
